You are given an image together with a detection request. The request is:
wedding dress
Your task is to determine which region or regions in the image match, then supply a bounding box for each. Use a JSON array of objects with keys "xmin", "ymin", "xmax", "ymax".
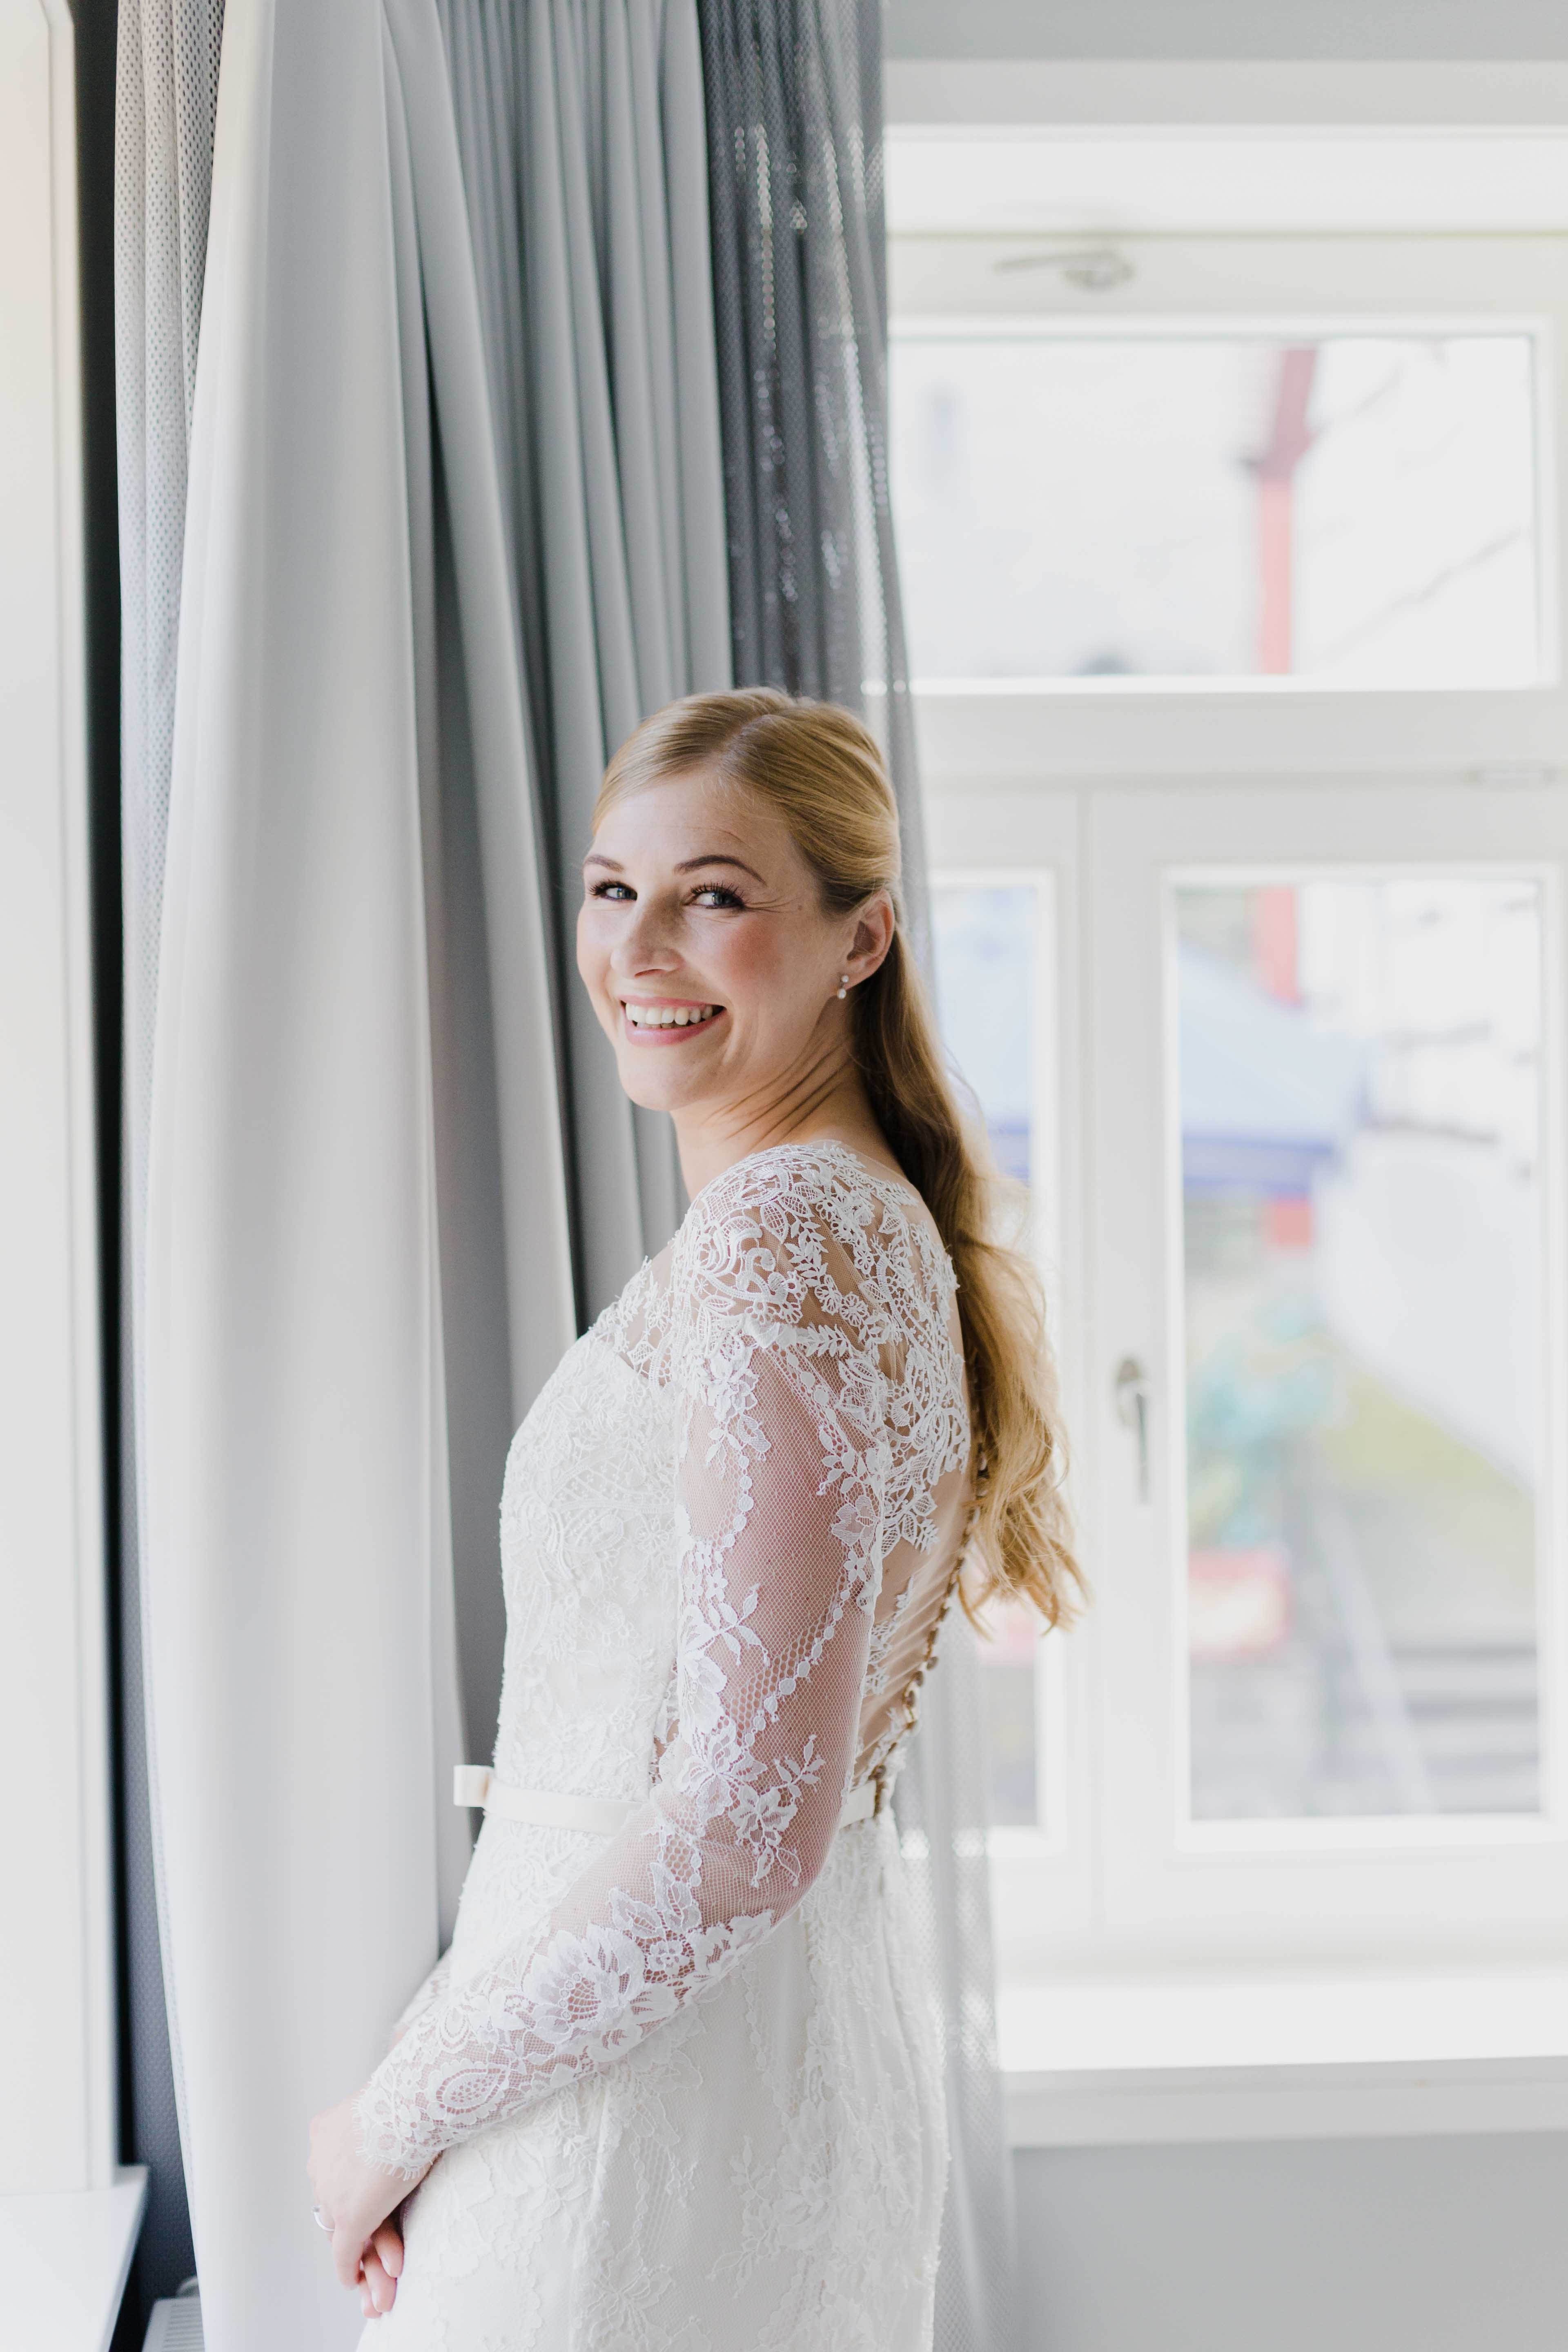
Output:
[{"xmin": 356, "ymin": 1138, "xmax": 974, "ymax": 2350}]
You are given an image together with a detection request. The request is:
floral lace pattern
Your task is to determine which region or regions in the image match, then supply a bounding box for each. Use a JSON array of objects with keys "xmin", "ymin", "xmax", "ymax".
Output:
[{"xmin": 354, "ymin": 1142, "xmax": 969, "ymax": 2349}]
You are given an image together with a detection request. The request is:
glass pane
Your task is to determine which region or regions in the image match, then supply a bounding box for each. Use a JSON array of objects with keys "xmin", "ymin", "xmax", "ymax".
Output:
[
  {"xmin": 891, "ymin": 334, "xmax": 1538, "ymax": 687},
  {"xmin": 1176, "ymin": 877, "xmax": 1545, "ymax": 1819},
  {"xmin": 931, "ymin": 881, "xmax": 1045, "ymax": 1826}
]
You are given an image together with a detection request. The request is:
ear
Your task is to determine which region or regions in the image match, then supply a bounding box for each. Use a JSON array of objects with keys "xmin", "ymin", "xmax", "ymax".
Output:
[{"xmin": 845, "ymin": 892, "xmax": 895, "ymax": 984}]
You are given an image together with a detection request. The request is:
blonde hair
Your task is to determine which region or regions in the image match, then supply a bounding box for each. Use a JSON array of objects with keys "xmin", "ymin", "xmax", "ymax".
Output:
[{"xmin": 595, "ymin": 688, "xmax": 1081, "ymax": 1628}]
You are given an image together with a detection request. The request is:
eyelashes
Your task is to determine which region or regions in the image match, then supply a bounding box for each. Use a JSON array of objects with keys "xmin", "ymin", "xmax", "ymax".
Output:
[{"xmin": 586, "ymin": 880, "xmax": 748, "ymax": 911}]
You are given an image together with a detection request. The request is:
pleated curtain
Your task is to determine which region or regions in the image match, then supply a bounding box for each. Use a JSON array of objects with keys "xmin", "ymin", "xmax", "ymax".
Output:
[
  {"xmin": 437, "ymin": 0, "xmax": 733, "ymax": 1314},
  {"xmin": 698, "ymin": 0, "xmax": 922, "ymax": 901},
  {"xmin": 116, "ymin": 0, "xmax": 575, "ymax": 2340}
]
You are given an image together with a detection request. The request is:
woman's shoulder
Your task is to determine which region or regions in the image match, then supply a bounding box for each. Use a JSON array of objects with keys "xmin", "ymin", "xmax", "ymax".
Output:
[
  {"xmin": 678, "ymin": 1138, "xmax": 954, "ymax": 1320},
  {"xmin": 682, "ymin": 1138, "xmax": 902, "ymax": 1248}
]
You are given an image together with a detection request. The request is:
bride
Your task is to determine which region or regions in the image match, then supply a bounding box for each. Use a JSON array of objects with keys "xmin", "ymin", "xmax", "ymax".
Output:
[{"xmin": 307, "ymin": 688, "xmax": 1077, "ymax": 2348}]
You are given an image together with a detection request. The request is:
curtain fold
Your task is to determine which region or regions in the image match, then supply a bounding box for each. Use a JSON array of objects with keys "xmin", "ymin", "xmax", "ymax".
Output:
[
  {"xmin": 693, "ymin": 8, "xmax": 1020, "ymax": 2346},
  {"xmin": 119, "ymin": 1, "xmax": 575, "ymax": 2341},
  {"xmin": 142, "ymin": 2, "xmax": 454, "ymax": 2336},
  {"xmin": 437, "ymin": 0, "xmax": 732, "ymax": 1316},
  {"xmin": 114, "ymin": 0, "xmax": 224, "ymax": 2312},
  {"xmin": 697, "ymin": 0, "xmax": 921, "ymax": 899}
]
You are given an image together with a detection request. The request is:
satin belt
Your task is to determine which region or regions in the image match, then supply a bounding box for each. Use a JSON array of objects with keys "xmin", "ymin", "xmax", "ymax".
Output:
[{"xmin": 453, "ymin": 1764, "xmax": 882, "ymax": 1837}]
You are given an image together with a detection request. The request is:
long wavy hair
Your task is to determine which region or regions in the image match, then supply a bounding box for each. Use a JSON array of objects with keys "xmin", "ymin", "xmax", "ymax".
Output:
[{"xmin": 595, "ymin": 688, "xmax": 1081, "ymax": 1627}]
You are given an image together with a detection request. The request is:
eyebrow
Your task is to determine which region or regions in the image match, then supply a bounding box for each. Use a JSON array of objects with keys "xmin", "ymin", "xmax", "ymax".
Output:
[{"xmin": 581, "ymin": 850, "xmax": 767, "ymax": 884}]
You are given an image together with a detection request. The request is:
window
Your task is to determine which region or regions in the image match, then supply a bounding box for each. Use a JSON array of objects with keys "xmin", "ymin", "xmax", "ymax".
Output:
[
  {"xmin": 904, "ymin": 159, "xmax": 1568, "ymax": 1984},
  {"xmin": 895, "ymin": 331, "xmax": 1541, "ymax": 687},
  {"xmin": 1176, "ymin": 874, "xmax": 1546, "ymax": 1824}
]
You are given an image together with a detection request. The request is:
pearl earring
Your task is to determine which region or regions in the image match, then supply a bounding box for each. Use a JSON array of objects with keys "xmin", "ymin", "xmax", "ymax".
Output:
[{"xmin": 836, "ymin": 974, "xmax": 849, "ymax": 1000}]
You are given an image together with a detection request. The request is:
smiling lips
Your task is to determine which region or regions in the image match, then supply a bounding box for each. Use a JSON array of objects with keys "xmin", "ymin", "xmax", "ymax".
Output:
[{"xmin": 620, "ymin": 998, "xmax": 726, "ymax": 1044}]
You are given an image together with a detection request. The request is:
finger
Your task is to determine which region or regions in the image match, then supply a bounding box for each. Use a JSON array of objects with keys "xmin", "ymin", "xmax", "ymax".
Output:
[
  {"xmin": 371, "ymin": 2221, "xmax": 404, "ymax": 2279},
  {"xmin": 363, "ymin": 2247, "xmax": 398, "ymax": 2316},
  {"xmin": 331, "ymin": 2222, "xmax": 363, "ymax": 2292}
]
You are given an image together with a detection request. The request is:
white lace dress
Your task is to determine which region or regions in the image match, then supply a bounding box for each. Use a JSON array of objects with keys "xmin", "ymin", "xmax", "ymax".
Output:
[{"xmin": 355, "ymin": 1140, "xmax": 973, "ymax": 2351}]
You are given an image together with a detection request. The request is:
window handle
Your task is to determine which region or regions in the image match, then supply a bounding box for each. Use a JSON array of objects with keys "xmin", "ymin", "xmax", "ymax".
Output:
[{"xmin": 1114, "ymin": 1355, "xmax": 1151, "ymax": 1505}]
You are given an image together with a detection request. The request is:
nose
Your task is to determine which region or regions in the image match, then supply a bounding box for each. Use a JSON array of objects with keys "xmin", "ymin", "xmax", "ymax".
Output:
[{"xmin": 612, "ymin": 893, "xmax": 681, "ymax": 977}]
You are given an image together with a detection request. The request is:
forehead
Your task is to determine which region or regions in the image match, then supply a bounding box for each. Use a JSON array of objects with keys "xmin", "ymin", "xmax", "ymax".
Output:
[{"xmin": 591, "ymin": 769, "xmax": 799, "ymax": 867}]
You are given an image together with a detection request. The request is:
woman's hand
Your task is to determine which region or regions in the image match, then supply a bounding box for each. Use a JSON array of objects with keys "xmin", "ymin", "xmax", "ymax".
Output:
[
  {"xmin": 307, "ymin": 2091, "xmax": 424, "ymax": 2312},
  {"xmin": 357, "ymin": 2223, "xmax": 405, "ymax": 2321}
]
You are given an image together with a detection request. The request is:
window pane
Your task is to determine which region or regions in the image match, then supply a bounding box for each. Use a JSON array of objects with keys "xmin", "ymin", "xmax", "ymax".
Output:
[
  {"xmin": 931, "ymin": 881, "xmax": 1044, "ymax": 1826},
  {"xmin": 892, "ymin": 335, "xmax": 1538, "ymax": 687},
  {"xmin": 1176, "ymin": 877, "xmax": 1545, "ymax": 1819}
]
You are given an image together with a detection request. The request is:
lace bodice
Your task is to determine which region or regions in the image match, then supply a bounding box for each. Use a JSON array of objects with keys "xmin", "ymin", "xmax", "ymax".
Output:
[{"xmin": 357, "ymin": 1140, "xmax": 971, "ymax": 2179}]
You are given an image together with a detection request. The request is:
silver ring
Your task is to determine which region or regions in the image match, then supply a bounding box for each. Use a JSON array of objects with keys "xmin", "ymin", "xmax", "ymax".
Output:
[{"xmin": 313, "ymin": 2204, "xmax": 333, "ymax": 2233}]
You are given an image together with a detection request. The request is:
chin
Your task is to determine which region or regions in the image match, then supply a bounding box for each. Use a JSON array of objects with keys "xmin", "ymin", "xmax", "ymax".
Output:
[{"xmin": 612, "ymin": 1054, "xmax": 705, "ymax": 1117}]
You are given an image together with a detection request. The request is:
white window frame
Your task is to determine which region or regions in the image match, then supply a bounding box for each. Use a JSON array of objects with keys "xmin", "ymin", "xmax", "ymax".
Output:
[
  {"xmin": 905, "ymin": 214, "xmax": 1568, "ymax": 1992},
  {"xmin": 894, "ymin": 231, "xmax": 1568, "ymax": 783}
]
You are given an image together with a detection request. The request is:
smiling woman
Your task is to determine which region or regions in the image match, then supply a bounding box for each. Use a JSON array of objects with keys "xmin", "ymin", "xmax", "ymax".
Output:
[
  {"xmin": 308, "ymin": 688, "xmax": 1075, "ymax": 2349},
  {"xmin": 576, "ymin": 755, "xmax": 894, "ymax": 1192}
]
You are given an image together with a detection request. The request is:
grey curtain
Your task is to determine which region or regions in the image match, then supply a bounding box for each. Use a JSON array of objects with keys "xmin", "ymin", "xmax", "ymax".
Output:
[
  {"xmin": 436, "ymin": 0, "xmax": 733, "ymax": 1318},
  {"xmin": 114, "ymin": 0, "xmax": 223, "ymax": 2317},
  {"xmin": 697, "ymin": 0, "xmax": 922, "ymax": 905},
  {"xmin": 115, "ymin": 1, "xmax": 575, "ymax": 2333},
  {"xmin": 694, "ymin": 8, "xmax": 1020, "ymax": 2348}
]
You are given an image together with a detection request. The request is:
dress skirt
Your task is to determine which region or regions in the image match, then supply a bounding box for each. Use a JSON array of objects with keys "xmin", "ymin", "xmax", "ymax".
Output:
[{"xmin": 357, "ymin": 1808, "xmax": 947, "ymax": 2352}]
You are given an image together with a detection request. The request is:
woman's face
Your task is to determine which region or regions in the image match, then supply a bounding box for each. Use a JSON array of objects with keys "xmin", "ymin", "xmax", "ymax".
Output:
[{"xmin": 575, "ymin": 768, "xmax": 884, "ymax": 1123}]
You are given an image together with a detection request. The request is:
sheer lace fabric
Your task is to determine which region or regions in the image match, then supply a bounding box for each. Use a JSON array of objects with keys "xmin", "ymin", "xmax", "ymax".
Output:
[{"xmin": 356, "ymin": 1141, "xmax": 969, "ymax": 2349}]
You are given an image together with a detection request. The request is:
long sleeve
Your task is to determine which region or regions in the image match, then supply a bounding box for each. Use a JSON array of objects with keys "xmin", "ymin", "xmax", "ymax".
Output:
[
  {"xmin": 356, "ymin": 1177, "xmax": 891, "ymax": 2177},
  {"xmin": 390, "ymin": 1949, "xmax": 451, "ymax": 2042}
]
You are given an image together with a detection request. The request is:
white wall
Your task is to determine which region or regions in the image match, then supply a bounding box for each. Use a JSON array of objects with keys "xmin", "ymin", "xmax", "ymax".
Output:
[
  {"xmin": 0, "ymin": 0, "xmax": 114, "ymax": 2193},
  {"xmin": 888, "ymin": 0, "xmax": 1568, "ymax": 62},
  {"xmin": 1016, "ymin": 2134, "xmax": 1568, "ymax": 2351}
]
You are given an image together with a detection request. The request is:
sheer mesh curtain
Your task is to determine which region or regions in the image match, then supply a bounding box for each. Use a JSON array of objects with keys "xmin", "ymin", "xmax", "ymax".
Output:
[
  {"xmin": 114, "ymin": 0, "xmax": 222, "ymax": 2314},
  {"xmin": 436, "ymin": 0, "xmax": 732, "ymax": 1317},
  {"xmin": 696, "ymin": 6, "xmax": 1022, "ymax": 2345}
]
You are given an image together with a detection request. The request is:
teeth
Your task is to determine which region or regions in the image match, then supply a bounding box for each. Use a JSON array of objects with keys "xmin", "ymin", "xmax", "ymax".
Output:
[{"xmin": 626, "ymin": 1001, "xmax": 719, "ymax": 1029}]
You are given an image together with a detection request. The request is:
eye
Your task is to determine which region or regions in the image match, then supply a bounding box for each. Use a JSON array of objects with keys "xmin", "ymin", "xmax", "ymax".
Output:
[
  {"xmin": 691, "ymin": 883, "xmax": 746, "ymax": 911},
  {"xmin": 589, "ymin": 879, "xmax": 635, "ymax": 901}
]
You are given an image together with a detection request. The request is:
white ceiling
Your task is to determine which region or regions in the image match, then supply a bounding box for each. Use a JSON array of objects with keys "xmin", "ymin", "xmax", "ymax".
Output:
[{"xmin": 885, "ymin": 129, "xmax": 1568, "ymax": 236}]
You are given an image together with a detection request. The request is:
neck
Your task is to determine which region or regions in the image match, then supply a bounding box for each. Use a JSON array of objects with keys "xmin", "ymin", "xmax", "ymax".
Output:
[{"xmin": 673, "ymin": 1035, "xmax": 893, "ymax": 1201}]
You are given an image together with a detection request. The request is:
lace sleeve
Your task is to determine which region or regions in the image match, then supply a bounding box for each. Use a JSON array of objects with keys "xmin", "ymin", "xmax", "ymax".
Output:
[
  {"xmin": 355, "ymin": 1169, "xmax": 891, "ymax": 2178},
  {"xmin": 390, "ymin": 1950, "xmax": 451, "ymax": 2043}
]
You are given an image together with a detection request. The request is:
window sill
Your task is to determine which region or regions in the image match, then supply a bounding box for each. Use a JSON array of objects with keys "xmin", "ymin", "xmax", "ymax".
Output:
[
  {"xmin": 0, "ymin": 2167, "xmax": 147, "ymax": 2352},
  {"xmin": 1000, "ymin": 1973, "xmax": 1568, "ymax": 2147}
]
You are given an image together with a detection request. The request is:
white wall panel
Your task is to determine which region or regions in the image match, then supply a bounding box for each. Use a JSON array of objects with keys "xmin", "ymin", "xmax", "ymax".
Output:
[
  {"xmin": 888, "ymin": 0, "xmax": 1568, "ymax": 64},
  {"xmin": 1015, "ymin": 2134, "xmax": 1568, "ymax": 2352},
  {"xmin": 0, "ymin": 0, "xmax": 114, "ymax": 2194}
]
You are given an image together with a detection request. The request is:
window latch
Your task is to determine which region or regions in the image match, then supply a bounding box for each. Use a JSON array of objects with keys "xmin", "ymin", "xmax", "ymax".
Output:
[{"xmin": 1114, "ymin": 1355, "xmax": 1151, "ymax": 1506}]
